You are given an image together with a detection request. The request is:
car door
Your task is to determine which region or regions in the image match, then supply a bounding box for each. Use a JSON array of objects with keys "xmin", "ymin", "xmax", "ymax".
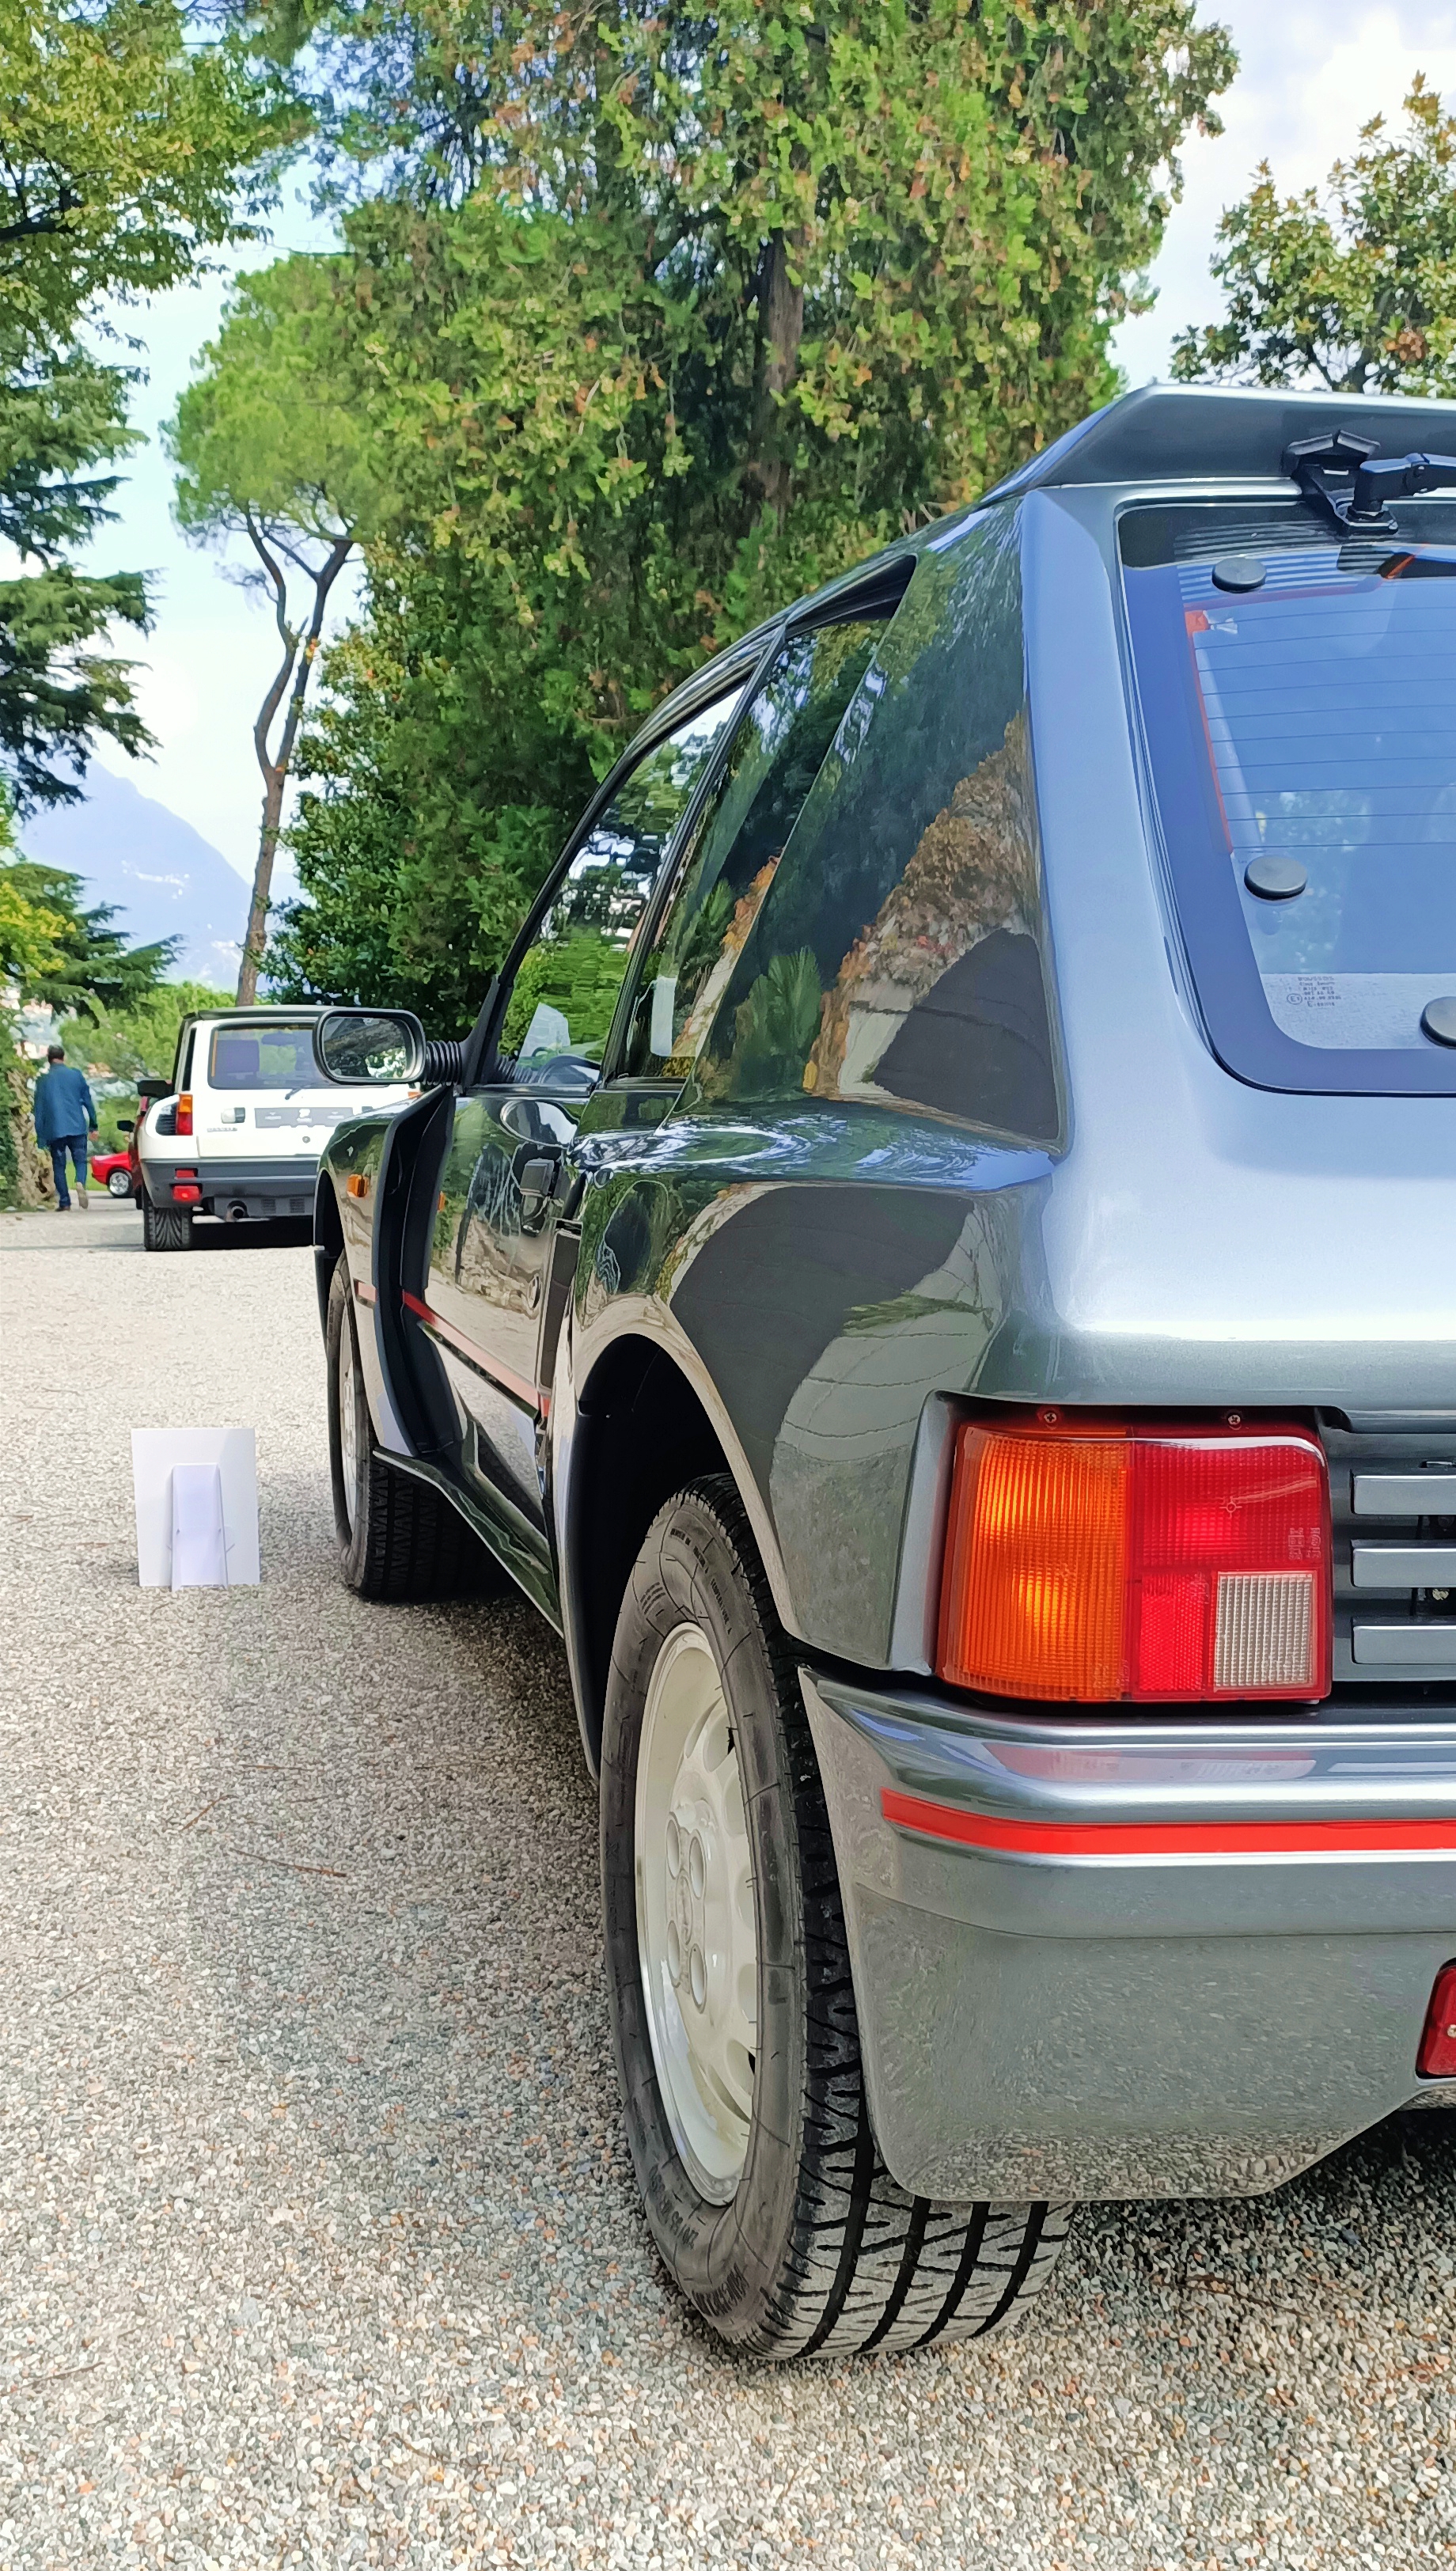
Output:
[{"xmin": 421, "ymin": 682, "xmax": 751, "ymax": 1566}]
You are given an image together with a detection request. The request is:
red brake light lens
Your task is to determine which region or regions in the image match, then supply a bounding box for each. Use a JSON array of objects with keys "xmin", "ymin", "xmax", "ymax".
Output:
[
  {"xmin": 1418, "ymin": 1964, "xmax": 1456, "ymax": 2078},
  {"xmin": 936, "ymin": 1421, "xmax": 1331, "ymax": 1704}
]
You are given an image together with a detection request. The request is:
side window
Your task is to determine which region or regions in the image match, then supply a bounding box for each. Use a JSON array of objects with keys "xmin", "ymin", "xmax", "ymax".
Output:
[
  {"xmin": 696, "ymin": 514, "xmax": 1060, "ymax": 1144},
  {"xmin": 499, "ymin": 689, "xmax": 743, "ymax": 1083},
  {"xmin": 622, "ymin": 620, "xmax": 886, "ymax": 1079}
]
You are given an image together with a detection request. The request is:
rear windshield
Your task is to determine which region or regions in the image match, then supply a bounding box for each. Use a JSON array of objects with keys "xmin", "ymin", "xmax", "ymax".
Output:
[
  {"xmin": 1123, "ymin": 501, "xmax": 1456, "ymax": 1092},
  {"xmin": 207, "ymin": 1023, "xmax": 319, "ymax": 1090}
]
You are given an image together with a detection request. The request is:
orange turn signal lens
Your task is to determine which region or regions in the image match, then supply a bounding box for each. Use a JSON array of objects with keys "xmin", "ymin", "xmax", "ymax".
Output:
[
  {"xmin": 938, "ymin": 1426, "xmax": 1128, "ymax": 1700},
  {"xmin": 936, "ymin": 1420, "xmax": 1331, "ymax": 1705}
]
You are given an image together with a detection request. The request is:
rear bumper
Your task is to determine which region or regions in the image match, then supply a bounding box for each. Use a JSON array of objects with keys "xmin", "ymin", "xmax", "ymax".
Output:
[
  {"xmin": 141, "ymin": 1156, "xmax": 318, "ymax": 1215},
  {"xmin": 802, "ymin": 1670, "xmax": 1456, "ymax": 2205}
]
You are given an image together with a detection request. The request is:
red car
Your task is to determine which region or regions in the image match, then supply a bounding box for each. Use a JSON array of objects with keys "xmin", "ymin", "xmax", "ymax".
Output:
[{"xmin": 92, "ymin": 1142, "xmax": 135, "ymax": 1197}]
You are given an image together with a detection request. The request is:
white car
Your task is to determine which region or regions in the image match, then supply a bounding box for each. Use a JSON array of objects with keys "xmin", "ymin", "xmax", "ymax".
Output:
[{"xmin": 136, "ymin": 1008, "xmax": 411, "ymax": 1251}]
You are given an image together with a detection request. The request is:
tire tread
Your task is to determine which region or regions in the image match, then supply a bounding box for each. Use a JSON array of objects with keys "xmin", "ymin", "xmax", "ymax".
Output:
[{"xmin": 646, "ymin": 1474, "xmax": 1069, "ymax": 2361}]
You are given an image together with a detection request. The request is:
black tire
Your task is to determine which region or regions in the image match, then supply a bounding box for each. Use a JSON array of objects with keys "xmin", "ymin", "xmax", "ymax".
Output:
[
  {"xmin": 107, "ymin": 1168, "xmax": 132, "ymax": 1196},
  {"xmin": 602, "ymin": 1475, "xmax": 1071, "ymax": 2361},
  {"xmin": 142, "ymin": 1193, "xmax": 192, "ymax": 1251},
  {"xmin": 325, "ymin": 1251, "xmax": 486, "ymax": 1601}
]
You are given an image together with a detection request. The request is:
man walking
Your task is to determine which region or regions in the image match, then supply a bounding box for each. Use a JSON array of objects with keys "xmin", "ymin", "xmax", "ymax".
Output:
[{"xmin": 32, "ymin": 1043, "xmax": 98, "ymax": 1211}]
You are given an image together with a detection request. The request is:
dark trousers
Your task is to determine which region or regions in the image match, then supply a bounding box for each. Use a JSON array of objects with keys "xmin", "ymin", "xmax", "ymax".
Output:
[{"xmin": 48, "ymin": 1135, "xmax": 87, "ymax": 1206}]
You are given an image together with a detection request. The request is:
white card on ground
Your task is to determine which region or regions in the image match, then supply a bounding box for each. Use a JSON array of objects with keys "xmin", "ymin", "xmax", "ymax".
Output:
[
  {"xmin": 170, "ymin": 1461, "xmax": 229, "ymax": 1589},
  {"xmin": 131, "ymin": 1428, "xmax": 260, "ymax": 1588}
]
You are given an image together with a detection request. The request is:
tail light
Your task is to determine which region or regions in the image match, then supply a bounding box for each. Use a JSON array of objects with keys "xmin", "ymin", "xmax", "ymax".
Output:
[
  {"xmin": 936, "ymin": 1419, "xmax": 1331, "ymax": 1704},
  {"xmin": 1418, "ymin": 1964, "xmax": 1456, "ymax": 2077},
  {"xmin": 175, "ymin": 1091, "xmax": 193, "ymax": 1137}
]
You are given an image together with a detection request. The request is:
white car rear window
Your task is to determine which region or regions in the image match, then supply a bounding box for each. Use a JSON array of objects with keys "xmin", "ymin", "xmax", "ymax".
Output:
[{"xmin": 208, "ymin": 1025, "xmax": 317, "ymax": 1090}]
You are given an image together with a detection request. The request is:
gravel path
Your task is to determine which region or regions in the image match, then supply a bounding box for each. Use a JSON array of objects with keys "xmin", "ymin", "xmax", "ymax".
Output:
[{"xmin": 2, "ymin": 1198, "xmax": 1456, "ymax": 2569}]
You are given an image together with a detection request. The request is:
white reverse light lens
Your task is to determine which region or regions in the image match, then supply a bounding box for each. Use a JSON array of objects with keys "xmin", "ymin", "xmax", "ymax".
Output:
[{"xmin": 1214, "ymin": 1572, "xmax": 1314, "ymax": 1693}]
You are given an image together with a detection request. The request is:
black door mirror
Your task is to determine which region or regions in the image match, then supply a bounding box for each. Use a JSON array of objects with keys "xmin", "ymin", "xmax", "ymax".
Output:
[
  {"xmin": 136, "ymin": 1075, "xmax": 173, "ymax": 1102},
  {"xmin": 116, "ymin": 1118, "xmax": 135, "ymax": 1134},
  {"xmin": 313, "ymin": 1008, "xmax": 426, "ymax": 1085}
]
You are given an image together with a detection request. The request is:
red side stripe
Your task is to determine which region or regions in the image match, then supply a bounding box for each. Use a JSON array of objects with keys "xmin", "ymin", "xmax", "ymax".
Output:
[
  {"xmin": 881, "ymin": 1787, "xmax": 1456, "ymax": 1859},
  {"xmin": 400, "ymin": 1289, "xmax": 546, "ymax": 1413}
]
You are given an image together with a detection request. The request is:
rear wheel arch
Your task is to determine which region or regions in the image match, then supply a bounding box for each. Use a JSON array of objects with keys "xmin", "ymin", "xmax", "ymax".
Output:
[{"xmin": 560, "ymin": 1329, "xmax": 794, "ymax": 1773}]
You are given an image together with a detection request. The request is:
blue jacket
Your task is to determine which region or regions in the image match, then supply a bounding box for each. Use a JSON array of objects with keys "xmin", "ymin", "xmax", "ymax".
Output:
[{"xmin": 32, "ymin": 1062, "xmax": 97, "ymax": 1145}]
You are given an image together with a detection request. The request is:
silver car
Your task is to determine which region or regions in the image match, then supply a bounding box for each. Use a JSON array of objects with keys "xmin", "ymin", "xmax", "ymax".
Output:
[{"xmin": 312, "ymin": 382, "xmax": 1456, "ymax": 2358}]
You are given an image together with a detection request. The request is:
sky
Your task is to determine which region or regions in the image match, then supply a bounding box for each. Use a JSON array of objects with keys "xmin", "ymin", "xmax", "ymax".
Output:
[{"xmin": 73, "ymin": 0, "xmax": 1456, "ymax": 891}]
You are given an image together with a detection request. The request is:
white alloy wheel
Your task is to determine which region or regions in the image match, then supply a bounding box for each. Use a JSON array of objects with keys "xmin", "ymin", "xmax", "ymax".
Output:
[
  {"xmin": 635, "ymin": 1622, "xmax": 758, "ymax": 2201},
  {"xmin": 337, "ymin": 1314, "xmax": 359, "ymax": 1534}
]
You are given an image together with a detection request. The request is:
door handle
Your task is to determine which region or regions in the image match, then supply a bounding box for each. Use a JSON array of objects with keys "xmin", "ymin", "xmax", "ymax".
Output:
[{"xmin": 510, "ymin": 1140, "xmax": 563, "ymax": 1206}]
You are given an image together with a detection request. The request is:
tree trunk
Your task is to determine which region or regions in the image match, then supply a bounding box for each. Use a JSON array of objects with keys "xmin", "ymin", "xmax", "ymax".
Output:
[
  {"xmin": 236, "ymin": 527, "xmax": 354, "ymax": 1005},
  {"xmin": 751, "ymin": 228, "xmax": 805, "ymax": 522},
  {"xmin": 238, "ymin": 762, "xmax": 287, "ymax": 1005}
]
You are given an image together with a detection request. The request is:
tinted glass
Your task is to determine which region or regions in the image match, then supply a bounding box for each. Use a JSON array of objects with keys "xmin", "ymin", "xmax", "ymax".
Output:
[
  {"xmin": 500, "ymin": 689, "xmax": 743, "ymax": 1079},
  {"xmin": 1122, "ymin": 498, "xmax": 1456, "ymax": 1088},
  {"xmin": 208, "ymin": 1023, "xmax": 317, "ymax": 1090},
  {"xmin": 622, "ymin": 622, "xmax": 882, "ymax": 1079},
  {"xmin": 1129, "ymin": 534, "xmax": 1456, "ymax": 1052},
  {"xmin": 695, "ymin": 516, "xmax": 1059, "ymax": 1142}
]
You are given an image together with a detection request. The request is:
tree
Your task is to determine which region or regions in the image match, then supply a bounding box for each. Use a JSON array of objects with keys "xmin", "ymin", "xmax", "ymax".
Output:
[
  {"xmin": 57, "ymin": 978, "xmax": 233, "ymax": 1083},
  {"xmin": 264, "ymin": 0, "xmax": 1236, "ymax": 1021},
  {"xmin": 169, "ymin": 254, "xmax": 384, "ymax": 999},
  {"xmin": 1173, "ymin": 75, "xmax": 1456, "ymax": 392},
  {"xmin": 0, "ymin": 0, "xmax": 296, "ymax": 815},
  {"xmin": 0, "ymin": 851, "xmax": 177, "ymax": 1016}
]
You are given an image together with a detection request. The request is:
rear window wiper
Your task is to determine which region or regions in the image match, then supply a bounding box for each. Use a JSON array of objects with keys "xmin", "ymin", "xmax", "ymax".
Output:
[{"xmin": 1285, "ymin": 430, "xmax": 1456, "ymax": 534}]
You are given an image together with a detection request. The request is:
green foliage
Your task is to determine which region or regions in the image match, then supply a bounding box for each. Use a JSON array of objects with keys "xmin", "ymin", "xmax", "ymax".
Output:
[
  {"xmin": 0, "ymin": 854, "xmax": 178, "ymax": 1016},
  {"xmin": 263, "ymin": 0, "xmax": 1234, "ymax": 1022},
  {"xmin": 0, "ymin": 792, "xmax": 67, "ymax": 983},
  {"xmin": 266, "ymin": 567, "xmax": 582, "ymax": 1021},
  {"xmin": 729, "ymin": 947, "xmax": 824, "ymax": 1094},
  {"xmin": 57, "ymin": 979, "xmax": 233, "ymax": 1082},
  {"xmin": 1173, "ymin": 77, "xmax": 1456, "ymax": 392},
  {"xmin": 0, "ymin": 1018, "xmax": 24, "ymax": 1207},
  {"xmin": 0, "ymin": 0, "xmax": 296, "ymax": 811},
  {"xmin": 169, "ymin": 254, "xmax": 382, "ymax": 551},
  {"xmin": 500, "ymin": 931, "xmax": 630, "ymax": 1057}
]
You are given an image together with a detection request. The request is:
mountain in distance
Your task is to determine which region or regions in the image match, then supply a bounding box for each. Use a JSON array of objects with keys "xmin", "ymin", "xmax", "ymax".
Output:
[{"xmin": 20, "ymin": 764, "xmax": 249, "ymax": 988}]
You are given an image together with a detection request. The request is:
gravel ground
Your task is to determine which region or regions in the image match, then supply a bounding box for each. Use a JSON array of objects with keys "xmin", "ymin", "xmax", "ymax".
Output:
[{"xmin": 3, "ymin": 1198, "xmax": 1456, "ymax": 2569}]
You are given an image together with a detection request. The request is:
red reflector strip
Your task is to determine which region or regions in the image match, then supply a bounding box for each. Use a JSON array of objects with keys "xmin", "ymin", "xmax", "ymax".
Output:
[{"xmin": 882, "ymin": 1786, "xmax": 1456, "ymax": 1859}]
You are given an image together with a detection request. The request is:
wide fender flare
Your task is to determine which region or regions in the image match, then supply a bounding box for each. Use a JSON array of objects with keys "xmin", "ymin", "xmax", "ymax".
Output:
[{"xmin": 552, "ymin": 1295, "xmax": 803, "ymax": 1766}]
